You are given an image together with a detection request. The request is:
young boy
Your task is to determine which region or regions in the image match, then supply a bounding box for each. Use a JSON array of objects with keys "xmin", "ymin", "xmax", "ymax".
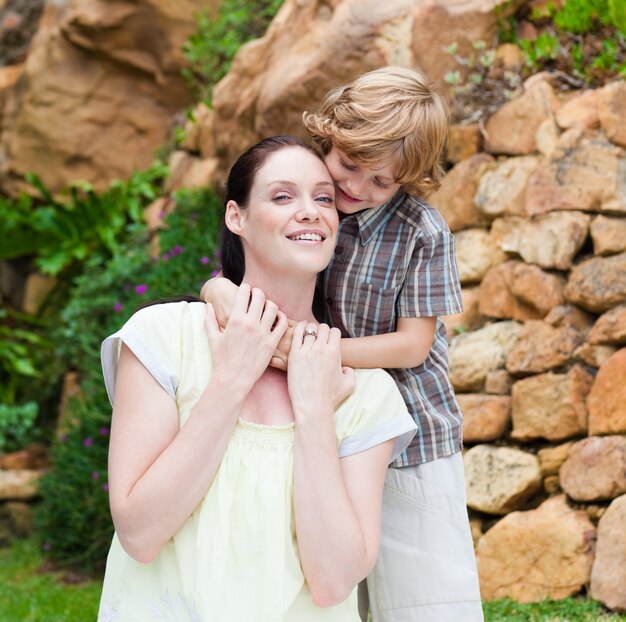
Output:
[{"xmin": 204, "ymin": 66, "xmax": 483, "ymax": 622}]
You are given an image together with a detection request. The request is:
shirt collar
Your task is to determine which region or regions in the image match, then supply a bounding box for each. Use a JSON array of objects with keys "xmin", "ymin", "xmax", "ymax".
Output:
[{"xmin": 351, "ymin": 188, "xmax": 406, "ymax": 245}]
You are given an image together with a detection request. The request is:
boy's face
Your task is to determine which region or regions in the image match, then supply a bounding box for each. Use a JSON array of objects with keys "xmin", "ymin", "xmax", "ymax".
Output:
[{"xmin": 325, "ymin": 147, "xmax": 401, "ymax": 215}]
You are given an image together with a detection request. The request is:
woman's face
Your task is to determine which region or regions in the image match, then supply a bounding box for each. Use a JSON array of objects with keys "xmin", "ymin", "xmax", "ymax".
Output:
[
  {"xmin": 324, "ymin": 146, "xmax": 400, "ymax": 215},
  {"xmin": 228, "ymin": 147, "xmax": 339, "ymax": 279}
]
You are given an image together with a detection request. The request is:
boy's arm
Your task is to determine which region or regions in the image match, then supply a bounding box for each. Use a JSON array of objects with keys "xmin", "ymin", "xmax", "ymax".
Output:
[
  {"xmin": 200, "ymin": 277, "xmax": 235, "ymax": 328},
  {"xmin": 340, "ymin": 316, "xmax": 437, "ymax": 369}
]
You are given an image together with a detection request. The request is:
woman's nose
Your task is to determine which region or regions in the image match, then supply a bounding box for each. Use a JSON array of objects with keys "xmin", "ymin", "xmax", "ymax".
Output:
[{"xmin": 297, "ymin": 199, "xmax": 321, "ymax": 221}]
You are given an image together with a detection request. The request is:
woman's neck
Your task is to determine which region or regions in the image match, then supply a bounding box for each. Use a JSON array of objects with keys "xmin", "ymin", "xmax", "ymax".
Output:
[{"xmin": 240, "ymin": 268, "xmax": 318, "ymax": 323}]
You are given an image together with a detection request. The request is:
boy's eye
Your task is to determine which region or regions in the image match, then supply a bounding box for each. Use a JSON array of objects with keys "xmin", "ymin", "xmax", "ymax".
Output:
[
  {"xmin": 341, "ymin": 159, "xmax": 357, "ymax": 171},
  {"xmin": 374, "ymin": 179, "xmax": 390, "ymax": 189}
]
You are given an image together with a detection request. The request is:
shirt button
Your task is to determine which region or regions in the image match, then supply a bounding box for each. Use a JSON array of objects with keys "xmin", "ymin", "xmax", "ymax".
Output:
[
  {"xmin": 326, "ymin": 297, "xmax": 333, "ymax": 306},
  {"xmin": 334, "ymin": 246, "xmax": 343, "ymax": 255}
]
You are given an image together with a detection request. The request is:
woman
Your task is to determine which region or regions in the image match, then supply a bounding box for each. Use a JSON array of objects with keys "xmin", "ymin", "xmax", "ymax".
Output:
[{"xmin": 98, "ymin": 136, "xmax": 416, "ymax": 621}]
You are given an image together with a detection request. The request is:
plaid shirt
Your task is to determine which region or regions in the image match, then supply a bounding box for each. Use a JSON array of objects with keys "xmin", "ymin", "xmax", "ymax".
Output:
[{"xmin": 319, "ymin": 189, "xmax": 464, "ymax": 467}]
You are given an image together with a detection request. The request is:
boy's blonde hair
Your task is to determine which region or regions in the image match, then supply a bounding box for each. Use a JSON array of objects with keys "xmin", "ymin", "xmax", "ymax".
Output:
[{"xmin": 303, "ymin": 66, "xmax": 449, "ymax": 197}]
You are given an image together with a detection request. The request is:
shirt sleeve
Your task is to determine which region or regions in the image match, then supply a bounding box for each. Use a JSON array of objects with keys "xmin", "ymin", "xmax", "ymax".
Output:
[
  {"xmin": 397, "ymin": 230, "xmax": 463, "ymax": 318},
  {"xmin": 336, "ymin": 369, "xmax": 417, "ymax": 464},
  {"xmin": 100, "ymin": 303, "xmax": 185, "ymax": 406}
]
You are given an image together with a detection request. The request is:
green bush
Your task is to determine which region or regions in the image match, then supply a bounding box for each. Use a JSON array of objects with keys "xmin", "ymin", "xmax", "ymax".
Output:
[
  {"xmin": 0, "ymin": 164, "xmax": 167, "ymax": 278},
  {"xmin": 36, "ymin": 186, "xmax": 223, "ymax": 573},
  {"xmin": 517, "ymin": 0, "xmax": 626, "ymax": 80},
  {"xmin": 182, "ymin": 0, "xmax": 284, "ymax": 105},
  {"xmin": 0, "ymin": 402, "xmax": 39, "ymax": 454}
]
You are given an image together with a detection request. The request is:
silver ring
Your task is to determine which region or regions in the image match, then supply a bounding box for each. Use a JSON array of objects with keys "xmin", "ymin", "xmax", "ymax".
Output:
[{"xmin": 303, "ymin": 328, "xmax": 318, "ymax": 338}]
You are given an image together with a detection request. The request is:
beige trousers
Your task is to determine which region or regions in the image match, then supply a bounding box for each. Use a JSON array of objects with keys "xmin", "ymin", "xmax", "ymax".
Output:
[{"xmin": 358, "ymin": 453, "xmax": 484, "ymax": 622}]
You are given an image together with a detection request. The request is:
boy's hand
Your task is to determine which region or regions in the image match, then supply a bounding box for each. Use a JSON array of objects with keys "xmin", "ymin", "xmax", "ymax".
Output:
[
  {"xmin": 269, "ymin": 320, "xmax": 296, "ymax": 371},
  {"xmin": 201, "ymin": 277, "xmax": 237, "ymax": 330}
]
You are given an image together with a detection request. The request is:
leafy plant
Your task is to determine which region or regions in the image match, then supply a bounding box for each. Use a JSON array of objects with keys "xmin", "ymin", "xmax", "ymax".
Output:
[
  {"xmin": 515, "ymin": 0, "xmax": 626, "ymax": 81},
  {"xmin": 0, "ymin": 308, "xmax": 51, "ymax": 405},
  {"xmin": 182, "ymin": 0, "xmax": 284, "ymax": 105},
  {"xmin": 37, "ymin": 186, "xmax": 223, "ymax": 572},
  {"xmin": 0, "ymin": 402, "xmax": 39, "ymax": 453},
  {"xmin": 0, "ymin": 163, "xmax": 167, "ymax": 277}
]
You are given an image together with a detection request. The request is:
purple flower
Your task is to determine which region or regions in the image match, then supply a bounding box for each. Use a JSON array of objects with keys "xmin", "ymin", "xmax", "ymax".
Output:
[
  {"xmin": 211, "ymin": 270, "xmax": 220, "ymax": 278},
  {"xmin": 159, "ymin": 210, "xmax": 166, "ymax": 219},
  {"xmin": 113, "ymin": 303, "xmax": 123, "ymax": 313},
  {"xmin": 135, "ymin": 284, "xmax": 148, "ymax": 295},
  {"xmin": 92, "ymin": 471, "xmax": 100, "ymax": 480},
  {"xmin": 59, "ymin": 434, "xmax": 68, "ymax": 444},
  {"xmin": 173, "ymin": 245, "xmax": 183, "ymax": 254},
  {"xmin": 200, "ymin": 256, "xmax": 209, "ymax": 265},
  {"xmin": 42, "ymin": 542, "xmax": 51, "ymax": 551},
  {"xmin": 213, "ymin": 249, "xmax": 221, "ymax": 259},
  {"xmin": 103, "ymin": 483, "xmax": 110, "ymax": 493},
  {"xmin": 99, "ymin": 426, "xmax": 109, "ymax": 436},
  {"xmin": 162, "ymin": 252, "xmax": 170, "ymax": 261},
  {"xmin": 83, "ymin": 437, "xmax": 93, "ymax": 447}
]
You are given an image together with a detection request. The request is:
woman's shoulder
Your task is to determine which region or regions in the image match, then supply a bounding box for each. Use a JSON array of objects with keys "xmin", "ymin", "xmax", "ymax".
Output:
[{"xmin": 127, "ymin": 300, "xmax": 205, "ymax": 331}]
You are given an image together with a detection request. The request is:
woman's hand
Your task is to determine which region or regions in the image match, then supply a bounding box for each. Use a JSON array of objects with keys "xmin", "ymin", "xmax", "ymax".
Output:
[
  {"xmin": 287, "ymin": 321, "xmax": 355, "ymax": 418},
  {"xmin": 205, "ymin": 283, "xmax": 288, "ymax": 393}
]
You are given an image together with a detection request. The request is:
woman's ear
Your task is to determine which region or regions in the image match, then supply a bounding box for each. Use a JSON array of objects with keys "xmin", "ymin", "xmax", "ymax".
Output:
[{"xmin": 225, "ymin": 200, "xmax": 245, "ymax": 235}]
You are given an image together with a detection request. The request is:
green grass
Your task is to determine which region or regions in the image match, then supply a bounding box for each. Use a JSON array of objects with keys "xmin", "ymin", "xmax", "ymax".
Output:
[
  {"xmin": 2, "ymin": 537, "xmax": 626, "ymax": 621},
  {"xmin": 0, "ymin": 538, "xmax": 102, "ymax": 622},
  {"xmin": 483, "ymin": 597, "xmax": 626, "ymax": 621}
]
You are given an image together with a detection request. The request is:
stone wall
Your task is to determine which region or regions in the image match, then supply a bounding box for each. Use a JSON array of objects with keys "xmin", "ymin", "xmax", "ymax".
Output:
[{"xmin": 432, "ymin": 75, "xmax": 626, "ymax": 611}]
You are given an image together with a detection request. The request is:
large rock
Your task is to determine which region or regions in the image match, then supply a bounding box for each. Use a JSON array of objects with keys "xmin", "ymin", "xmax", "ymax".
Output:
[
  {"xmin": 491, "ymin": 211, "xmax": 590, "ymax": 271},
  {"xmin": 555, "ymin": 89, "xmax": 599, "ymax": 130},
  {"xmin": 455, "ymin": 228, "xmax": 506, "ymax": 284},
  {"xmin": 476, "ymin": 495, "xmax": 595, "ymax": 602},
  {"xmin": 442, "ymin": 287, "xmax": 482, "ymax": 337},
  {"xmin": 510, "ymin": 366, "xmax": 593, "ymax": 441},
  {"xmin": 474, "ymin": 156, "xmax": 539, "ymax": 217},
  {"xmin": 0, "ymin": 0, "xmax": 211, "ymax": 193},
  {"xmin": 591, "ymin": 494, "xmax": 626, "ymax": 612},
  {"xmin": 574, "ymin": 342, "xmax": 617, "ymax": 368},
  {"xmin": 479, "ymin": 260, "xmax": 564, "ymax": 321},
  {"xmin": 449, "ymin": 321, "xmax": 522, "ymax": 392},
  {"xmin": 464, "ymin": 445, "xmax": 542, "ymax": 515},
  {"xmin": 430, "ymin": 153, "xmax": 493, "ymax": 232},
  {"xmin": 446, "ymin": 123, "xmax": 482, "ymax": 163},
  {"xmin": 209, "ymin": 0, "xmax": 524, "ymax": 181},
  {"xmin": 537, "ymin": 442, "xmax": 574, "ymax": 476},
  {"xmin": 587, "ymin": 348, "xmax": 626, "ymax": 434},
  {"xmin": 0, "ymin": 469, "xmax": 44, "ymax": 499},
  {"xmin": 565, "ymin": 253, "xmax": 626, "ymax": 313},
  {"xmin": 588, "ymin": 305, "xmax": 626, "ymax": 345},
  {"xmin": 458, "ymin": 394, "xmax": 511, "ymax": 443},
  {"xmin": 484, "ymin": 79, "xmax": 560, "ymax": 155},
  {"xmin": 590, "ymin": 215, "xmax": 626, "ymax": 256},
  {"xmin": 598, "ymin": 80, "xmax": 626, "ymax": 149},
  {"xmin": 560, "ymin": 436, "xmax": 626, "ymax": 502},
  {"xmin": 525, "ymin": 131, "xmax": 626, "ymax": 216},
  {"xmin": 506, "ymin": 306, "xmax": 592, "ymax": 375}
]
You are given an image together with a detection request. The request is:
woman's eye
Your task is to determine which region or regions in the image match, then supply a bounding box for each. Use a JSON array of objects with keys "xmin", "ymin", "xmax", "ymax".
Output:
[
  {"xmin": 273, "ymin": 193, "xmax": 291, "ymax": 201},
  {"xmin": 316, "ymin": 195, "xmax": 335, "ymax": 205}
]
